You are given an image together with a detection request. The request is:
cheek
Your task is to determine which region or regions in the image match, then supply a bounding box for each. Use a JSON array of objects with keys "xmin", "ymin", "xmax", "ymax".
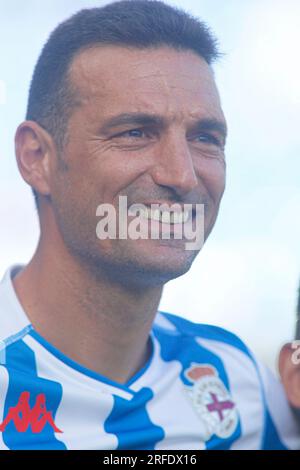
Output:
[
  {"xmin": 211, "ymin": 166, "xmax": 226, "ymax": 200},
  {"xmin": 195, "ymin": 157, "xmax": 226, "ymax": 202},
  {"xmin": 85, "ymin": 152, "xmax": 152, "ymax": 203},
  {"xmin": 51, "ymin": 155, "xmax": 97, "ymax": 226}
]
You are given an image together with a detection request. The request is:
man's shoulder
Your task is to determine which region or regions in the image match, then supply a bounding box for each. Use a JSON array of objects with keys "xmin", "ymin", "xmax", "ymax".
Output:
[
  {"xmin": 154, "ymin": 310, "xmax": 254, "ymax": 361},
  {"xmin": 152, "ymin": 311, "xmax": 300, "ymax": 451}
]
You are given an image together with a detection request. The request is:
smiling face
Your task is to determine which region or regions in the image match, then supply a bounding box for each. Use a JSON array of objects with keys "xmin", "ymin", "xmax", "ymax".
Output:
[{"xmin": 47, "ymin": 46, "xmax": 227, "ymax": 287}]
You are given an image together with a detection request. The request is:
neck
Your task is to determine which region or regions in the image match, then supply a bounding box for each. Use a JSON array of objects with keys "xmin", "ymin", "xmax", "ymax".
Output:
[{"xmin": 13, "ymin": 236, "xmax": 163, "ymax": 385}]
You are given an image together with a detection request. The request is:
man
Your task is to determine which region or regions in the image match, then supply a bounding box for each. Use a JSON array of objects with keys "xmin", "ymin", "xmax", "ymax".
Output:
[
  {"xmin": 279, "ymin": 284, "xmax": 300, "ymax": 423},
  {"xmin": 0, "ymin": 0, "xmax": 299, "ymax": 450}
]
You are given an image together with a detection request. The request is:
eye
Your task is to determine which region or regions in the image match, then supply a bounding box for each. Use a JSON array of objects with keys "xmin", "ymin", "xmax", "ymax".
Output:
[
  {"xmin": 194, "ymin": 133, "xmax": 223, "ymax": 147},
  {"xmin": 114, "ymin": 128, "xmax": 146, "ymax": 139}
]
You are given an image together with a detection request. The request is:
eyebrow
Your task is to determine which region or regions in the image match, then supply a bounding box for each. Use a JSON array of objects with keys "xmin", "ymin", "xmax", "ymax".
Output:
[
  {"xmin": 100, "ymin": 112, "xmax": 227, "ymax": 141},
  {"xmin": 191, "ymin": 118, "xmax": 227, "ymax": 142},
  {"xmin": 100, "ymin": 113, "xmax": 164, "ymax": 133}
]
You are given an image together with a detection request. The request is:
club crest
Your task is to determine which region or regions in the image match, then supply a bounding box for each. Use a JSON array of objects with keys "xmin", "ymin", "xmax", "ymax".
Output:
[{"xmin": 184, "ymin": 363, "xmax": 239, "ymax": 440}]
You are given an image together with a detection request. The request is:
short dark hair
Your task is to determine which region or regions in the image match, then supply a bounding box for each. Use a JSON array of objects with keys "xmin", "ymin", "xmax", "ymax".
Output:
[
  {"xmin": 296, "ymin": 282, "xmax": 300, "ymax": 339},
  {"xmin": 26, "ymin": 0, "xmax": 220, "ymax": 206}
]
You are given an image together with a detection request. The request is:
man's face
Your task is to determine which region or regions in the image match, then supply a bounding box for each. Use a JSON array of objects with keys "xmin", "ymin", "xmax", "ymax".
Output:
[{"xmin": 49, "ymin": 46, "xmax": 227, "ymax": 286}]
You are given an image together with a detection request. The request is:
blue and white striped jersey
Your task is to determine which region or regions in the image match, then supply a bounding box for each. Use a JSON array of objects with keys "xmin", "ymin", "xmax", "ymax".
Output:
[{"xmin": 0, "ymin": 266, "xmax": 299, "ymax": 450}]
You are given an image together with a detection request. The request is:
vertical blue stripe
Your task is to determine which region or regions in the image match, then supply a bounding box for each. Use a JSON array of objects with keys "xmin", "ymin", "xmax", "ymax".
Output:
[
  {"xmin": 104, "ymin": 388, "xmax": 164, "ymax": 450},
  {"xmin": 2, "ymin": 339, "xmax": 66, "ymax": 450},
  {"xmin": 262, "ymin": 409, "xmax": 287, "ymax": 450},
  {"xmin": 0, "ymin": 326, "xmax": 33, "ymax": 366}
]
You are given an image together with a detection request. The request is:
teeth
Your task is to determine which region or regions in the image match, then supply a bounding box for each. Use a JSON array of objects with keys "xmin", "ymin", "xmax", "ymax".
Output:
[
  {"xmin": 183, "ymin": 210, "xmax": 190, "ymax": 223},
  {"xmin": 153, "ymin": 209, "xmax": 160, "ymax": 221},
  {"xmin": 161, "ymin": 211, "xmax": 170, "ymax": 223},
  {"xmin": 136, "ymin": 208, "xmax": 190, "ymax": 224}
]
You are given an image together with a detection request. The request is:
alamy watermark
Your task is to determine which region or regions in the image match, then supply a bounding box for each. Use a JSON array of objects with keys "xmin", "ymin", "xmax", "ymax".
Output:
[
  {"xmin": 291, "ymin": 340, "xmax": 300, "ymax": 365},
  {"xmin": 96, "ymin": 196, "xmax": 204, "ymax": 250}
]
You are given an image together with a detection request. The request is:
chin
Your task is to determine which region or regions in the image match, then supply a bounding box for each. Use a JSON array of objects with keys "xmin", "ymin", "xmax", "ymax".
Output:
[
  {"xmin": 93, "ymin": 251, "xmax": 196, "ymax": 289},
  {"xmin": 133, "ymin": 251, "xmax": 198, "ymax": 286},
  {"xmin": 78, "ymin": 238, "xmax": 200, "ymax": 287}
]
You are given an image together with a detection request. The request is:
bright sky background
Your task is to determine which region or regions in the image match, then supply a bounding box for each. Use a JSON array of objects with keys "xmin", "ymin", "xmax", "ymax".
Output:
[{"xmin": 0, "ymin": 0, "xmax": 299, "ymax": 373}]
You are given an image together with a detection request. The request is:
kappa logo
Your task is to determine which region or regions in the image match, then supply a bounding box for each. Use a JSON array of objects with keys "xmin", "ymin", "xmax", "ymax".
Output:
[
  {"xmin": 0, "ymin": 391, "xmax": 63, "ymax": 434},
  {"xmin": 184, "ymin": 363, "xmax": 238, "ymax": 440}
]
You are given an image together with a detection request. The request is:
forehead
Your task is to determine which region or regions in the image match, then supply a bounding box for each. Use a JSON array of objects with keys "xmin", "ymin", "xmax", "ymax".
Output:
[{"xmin": 69, "ymin": 45, "xmax": 223, "ymax": 121}]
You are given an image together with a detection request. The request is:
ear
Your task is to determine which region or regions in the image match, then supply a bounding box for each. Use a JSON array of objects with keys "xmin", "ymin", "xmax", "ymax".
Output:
[
  {"xmin": 15, "ymin": 121, "xmax": 57, "ymax": 197},
  {"xmin": 279, "ymin": 342, "xmax": 300, "ymax": 408}
]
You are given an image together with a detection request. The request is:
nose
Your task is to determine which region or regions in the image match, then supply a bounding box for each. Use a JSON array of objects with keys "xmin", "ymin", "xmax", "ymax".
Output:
[{"xmin": 149, "ymin": 131, "xmax": 198, "ymax": 197}]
